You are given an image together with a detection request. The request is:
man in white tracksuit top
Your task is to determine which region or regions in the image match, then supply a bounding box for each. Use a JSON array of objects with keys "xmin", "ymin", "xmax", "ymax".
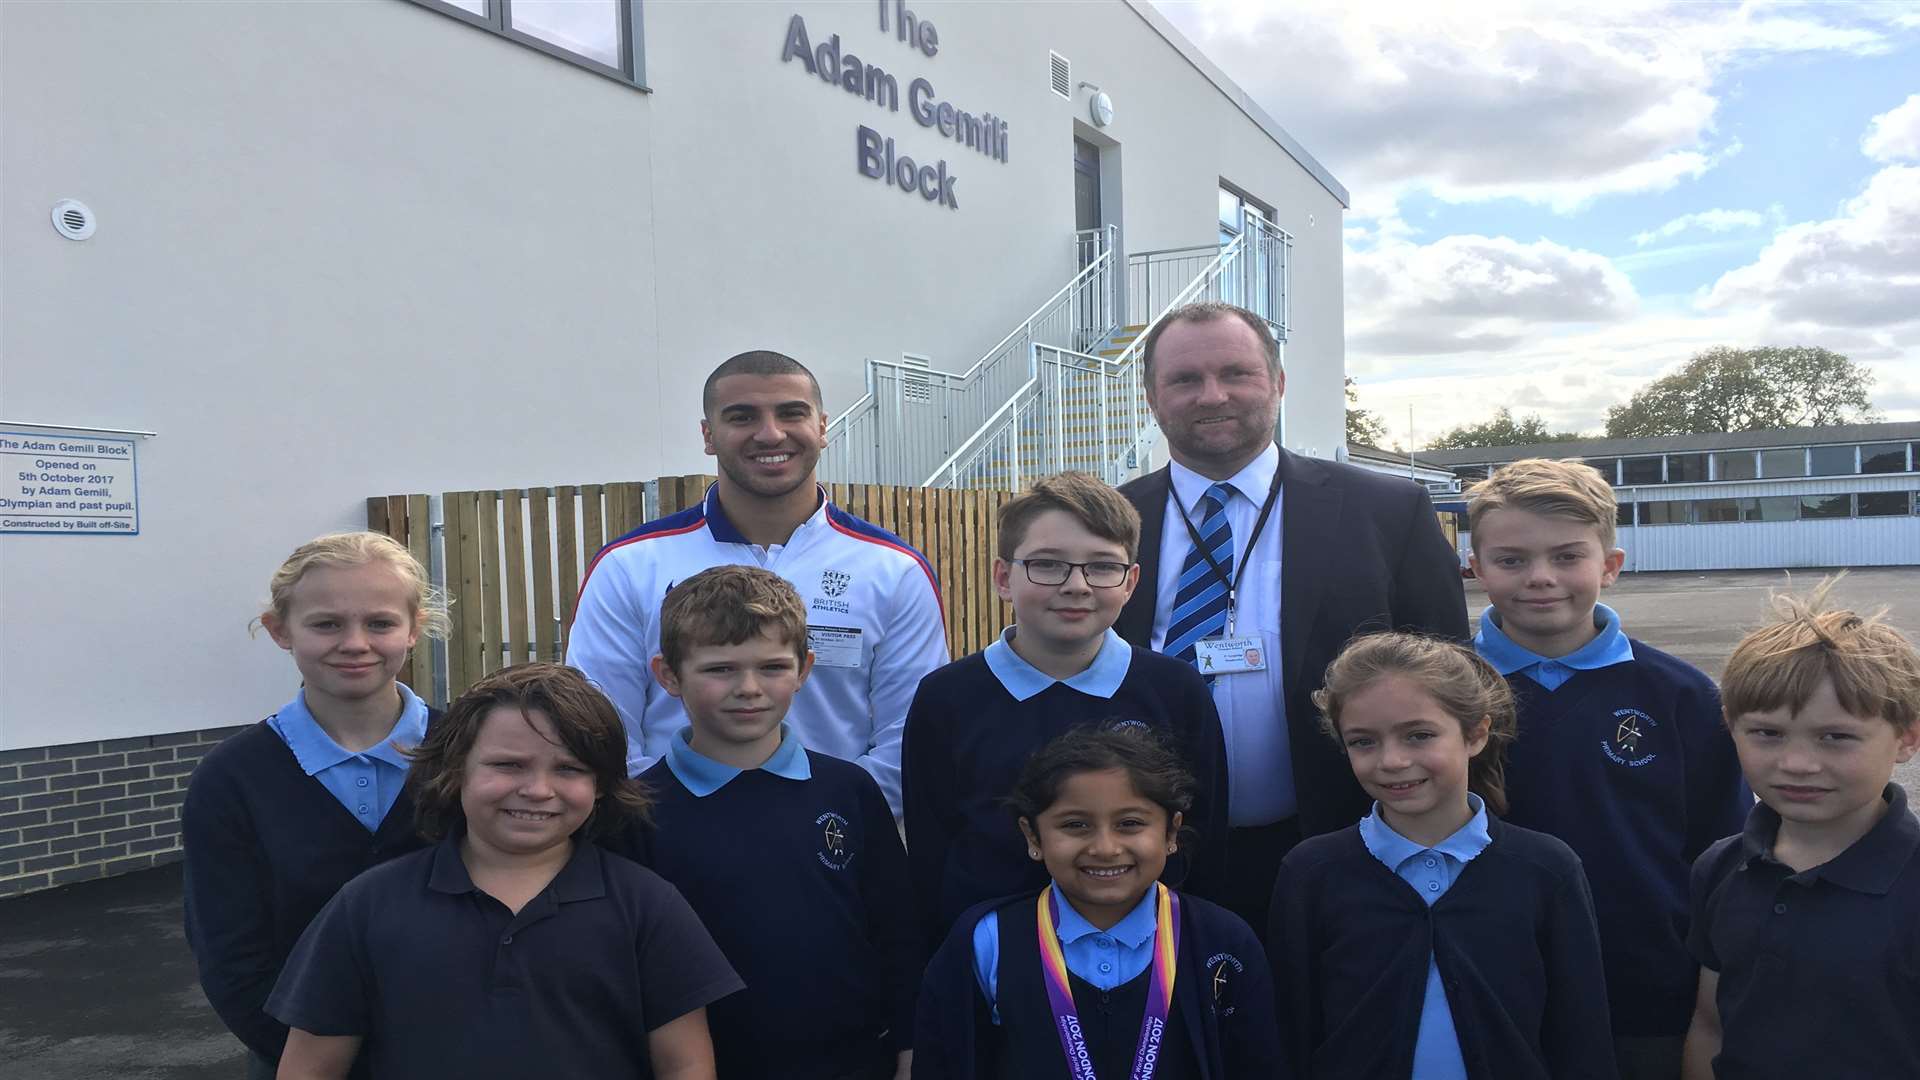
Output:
[{"xmin": 566, "ymin": 351, "xmax": 948, "ymax": 813}]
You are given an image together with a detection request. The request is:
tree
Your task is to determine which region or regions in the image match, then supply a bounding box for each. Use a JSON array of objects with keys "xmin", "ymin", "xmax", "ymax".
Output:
[
  {"xmin": 1604, "ymin": 346, "xmax": 1878, "ymax": 438},
  {"xmin": 1345, "ymin": 377, "xmax": 1390, "ymax": 447},
  {"xmin": 1426, "ymin": 407, "xmax": 1582, "ymax": 450}
]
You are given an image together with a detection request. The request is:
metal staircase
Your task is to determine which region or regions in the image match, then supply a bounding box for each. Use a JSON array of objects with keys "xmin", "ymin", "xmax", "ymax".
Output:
[
  {"xmin": 820, "ymin": 228, "xmax": 1120, "ymax": 487},
  {"xmin": 925, "ymin": 213, "xmax": 1292, "ymax": 490}
]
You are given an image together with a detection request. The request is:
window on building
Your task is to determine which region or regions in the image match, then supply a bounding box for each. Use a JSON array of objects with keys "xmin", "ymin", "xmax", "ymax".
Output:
[
  {"xmin": 1667, "ymin": 453, "xmax": 1708, "ymax": 483},
  {"xmin": 1799, "ymin": 494, "xmax": 1850, "ymax": 519},
  {"xmin": 1621, "ymin": 456, "xmax": 1663, "ymax": 485},
  {"xmin": 1616, "ymin": 503, "xmax": 1634, "ymax": 527},
  {"xmin": 1809, "ymin": 444, "xmax": 1857, "ymax": 476},
  {"xmin": 1857, "ymin": 491, "xmax": 1912, "ymax": 517},
  {"xmin": 1861, "ymin": 443, "xmax": 1908, "ymax": 474},
  {"xmin": 1693, "ymin": 499, "xmax": 1741, "ymax": 523},
  {"xmin": 410, "ymin": 0, "xmax": 644, "ymax": 87},
  {"xmin": 1714, "ymin": 451, "xmax": 1758, "ymax": 481},
  {"xmin": 1638, "ymin": 502, "xmax": 1688, "ymax": 525},
  {"xmin": 1760, "ymin": 448, "xmax": 1806, "ymax": 478},
  {"xmin": 1750, "ymin": 496, "xmax": 1798, "ymax": 522},
  {"xmin": 1452, "ymin": 465, "xmax": 1490, "ymax": 483},
  {"xmin": 1582, "ymin": 458, "xmax": 1619, "ymax": 485}
]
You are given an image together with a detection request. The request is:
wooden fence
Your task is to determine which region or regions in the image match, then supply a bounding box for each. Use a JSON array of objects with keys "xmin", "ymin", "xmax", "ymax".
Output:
[{"xmin": 368, "ymin": 476, "xmax": 1017, "ymax": 703}]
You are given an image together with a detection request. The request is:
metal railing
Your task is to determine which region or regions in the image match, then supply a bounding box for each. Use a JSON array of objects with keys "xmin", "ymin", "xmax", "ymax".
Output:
[
  {"xmin": 929, "ymin": 214, "xmax": 1294, "ymax": 491},
  {"xmin": 923, "ymin": 344, "xmax": 1150, "ymax": 490},
  {"xmin": 820, "ymin": 226, "xmax": 1118, "ymax": 486}
]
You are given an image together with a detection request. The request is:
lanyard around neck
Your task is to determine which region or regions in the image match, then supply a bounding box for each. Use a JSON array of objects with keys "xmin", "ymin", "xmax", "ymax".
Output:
[
  {"xmin": 1168, "ymin": 466, "xmax": 1283, "ymax": 635},
  {"xmin": 1035, "ymin": 882, "xmax": 1181, "ymax": 1080}
]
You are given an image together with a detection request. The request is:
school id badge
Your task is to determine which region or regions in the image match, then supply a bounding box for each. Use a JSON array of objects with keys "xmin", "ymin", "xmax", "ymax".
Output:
[{"xmin": 1193, "ymin": 636, "xmax": 1266, "ymax": 675}]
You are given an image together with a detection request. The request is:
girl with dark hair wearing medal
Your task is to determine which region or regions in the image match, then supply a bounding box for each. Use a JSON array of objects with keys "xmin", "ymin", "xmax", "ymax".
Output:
[{"xmin": 915, "ymin": 726, "xmax": 1284, "ymax": 1079}]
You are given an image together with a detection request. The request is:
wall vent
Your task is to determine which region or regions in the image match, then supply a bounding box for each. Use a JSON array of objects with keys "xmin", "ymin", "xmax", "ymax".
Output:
[
  {"xmin": 1049, "ymin": 51, "xmax": 1072, "ymax": 99},
  {"xmin": 900, "ymin": 354, "xmax": 934, "ymax": 405},
  {"xmin": 51, "ymin": 200, "xmax": 95, "ymax": 241}
]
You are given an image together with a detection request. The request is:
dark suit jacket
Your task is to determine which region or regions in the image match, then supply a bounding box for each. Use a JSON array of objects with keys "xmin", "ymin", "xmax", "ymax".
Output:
[{"xmin": 1115, "ymin": 447, "xmax": 1469, "ymax": 836}]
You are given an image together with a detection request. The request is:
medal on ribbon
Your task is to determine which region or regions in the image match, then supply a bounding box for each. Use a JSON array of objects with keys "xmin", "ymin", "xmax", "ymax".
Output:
[{"xmin": 1035, "ymin": 881, "xmax": 1180, "ymax": 1080}]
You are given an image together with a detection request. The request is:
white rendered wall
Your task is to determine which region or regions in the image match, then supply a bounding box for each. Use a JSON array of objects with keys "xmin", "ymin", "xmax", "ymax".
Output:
[{"xmin": 0, "ymin": 0, "xmax": 1346, "ymax": 749}]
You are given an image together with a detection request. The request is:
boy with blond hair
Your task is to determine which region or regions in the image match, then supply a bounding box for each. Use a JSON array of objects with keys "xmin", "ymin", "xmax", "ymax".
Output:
[
  {"xmin": 1467, "ymin": 458, "xmax": 1748, "ymax": 1080},
  {"xmin": 1683, "ymin": 584, "xmax": 1920, "ymax": 1079},
  {"xmin": 616, "ymin": 564, "xmax": 919, "ymax": 1080},
  {"xmin": 903, "ymin": 470, "xmax": 1229, "ymax": 950}
]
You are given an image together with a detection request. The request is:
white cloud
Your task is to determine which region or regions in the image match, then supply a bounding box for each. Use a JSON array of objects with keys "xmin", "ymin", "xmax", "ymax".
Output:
[
  {"xmin": 1702, "ymin": 165, "xmax": 1920, "ymax": 329},
  {"xmin": 1348, "ymin": 232, "xmax": 1637, "ymax": 356},
  {"xmin": 1632, "ymin": 207, "xmax": 1775, "ymax": 246},
  {"xmin": 1153, "ymin": 1, "xmax": 1901, "ymax": 214},
  {"xmin": 1863, "ymin": 94, "xmax": 1920, "ymax": 162}
]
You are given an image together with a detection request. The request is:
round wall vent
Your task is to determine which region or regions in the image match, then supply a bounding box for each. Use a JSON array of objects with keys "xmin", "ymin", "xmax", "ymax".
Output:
[{"xmin": 51, "ymin": 199, "xmax": 96, "ymax": 241}]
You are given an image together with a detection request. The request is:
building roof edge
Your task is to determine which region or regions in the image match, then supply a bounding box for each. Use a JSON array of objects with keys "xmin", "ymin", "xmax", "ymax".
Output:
[{"xmin": 1124, "ymin": 0, "xmax": 1351, "ymax": 209}]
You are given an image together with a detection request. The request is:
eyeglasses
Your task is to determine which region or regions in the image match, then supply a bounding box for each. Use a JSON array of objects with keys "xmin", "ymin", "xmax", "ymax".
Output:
[{"xmin": 1012, "ymin": 559, "xmax": 1134, "ymax": 588}]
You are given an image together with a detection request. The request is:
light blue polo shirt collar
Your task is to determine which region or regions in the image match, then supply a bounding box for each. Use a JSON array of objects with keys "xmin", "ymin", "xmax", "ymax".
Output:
[
  {"xmin": 984, "ymin": 627, "xmax": 1133, "ymax": 702},
  {"xmin": 1475, "ymin": 602, "xmax": 1634, "ymax": 677},
  {"xmin": 664, "ymin": 723, "xmax": 811, "ymax": 797},
  {"xmin": 272, "ymin": 684, "xmax": 428, "ymax": 775},
  {"xmin": 1051, "ymin": 878, "xmax": 1161, "ymax": 949},
  {"xmin": 1360, "ymin": 793, "xmax": 1492, "ymax": 868}
]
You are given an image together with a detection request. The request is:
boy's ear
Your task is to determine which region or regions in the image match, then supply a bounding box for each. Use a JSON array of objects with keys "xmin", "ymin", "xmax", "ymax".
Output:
[
  {"xmin": 1894, "ymin": 722, "xmax": 1920, "ymax": 766},
  {"xmin": 261, "ymin": 613, "xmax": 293, "ymax": 651},
  {"xmin": 1466, "ymin": 551, "xmax": 1483, "ymax": 581},
  {"xmin": 797, "ymin": 648, "xmax": 815, "ymax": 684},
  {"xmin": 649, "ymin": 654, "xmax": 682, "ymax": 698},
  {"xmin": 1017, "ymin": 817, "xmax": 1043, "ymax": 859},
  {"xmin": 992, "ymin": 558, "xmax": 1015, "ymax": 602},
  {"xmin": 1601, "ymin": 547, "xmax": 1626, "ymax": 586},
  {"xmin": 1116, "ymin": 561, "xmax": 1142, "ymax": 606}
]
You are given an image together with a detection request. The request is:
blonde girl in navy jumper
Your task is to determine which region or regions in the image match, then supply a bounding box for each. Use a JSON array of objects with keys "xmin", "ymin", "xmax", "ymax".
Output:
[
  {"xmin": 917, "ymin": 726, "xmax": 1279, "ymax": 1080},
  {"xmin": 1268, "ymin": 633, "xmax": 1616, "ymax": 1080},
  {"xmin": 183, "ymin": 532, "xmax": 448, "ymax": 1078}
]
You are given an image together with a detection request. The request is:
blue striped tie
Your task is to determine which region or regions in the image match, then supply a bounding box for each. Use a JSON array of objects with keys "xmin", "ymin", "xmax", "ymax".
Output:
[{"xmin": 1166, "ymin": 483, "xmax": 1235, "ymax": 685}]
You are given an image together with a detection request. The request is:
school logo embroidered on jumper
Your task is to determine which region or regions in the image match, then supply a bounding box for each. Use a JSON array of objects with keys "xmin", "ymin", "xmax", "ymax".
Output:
[
  {"xmin": 1601, "ymin": 707, "xmax": 1659, "ymax": 768},
  {"xmin": 1205, "ymin": 952, "xmax": 1244, "ymax": 1017},
  {"xmin": 1103, "ymin": 717, "xmax": 1152, "ymax": 734},
  {"xmin": 821, "ymin": 569, "xmax": 851, "ymax": 597},
  {"xmin": 815, "ymin": 811, "xmax": 854, "ymax": 870}
]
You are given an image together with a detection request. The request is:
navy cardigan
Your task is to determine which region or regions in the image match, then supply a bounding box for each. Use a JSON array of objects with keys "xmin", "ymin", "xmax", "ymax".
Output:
[
  {"xmin": 182, "ymin": 717, "xmax": 435, "ymax": 1061},
  {"xmin": 1268, "ymin": 817, "xmax": 1617, "ymax": 1080},
  {"xmin": 916, "ymin": 888, "xmax": 1283, "ymax": 1080}
]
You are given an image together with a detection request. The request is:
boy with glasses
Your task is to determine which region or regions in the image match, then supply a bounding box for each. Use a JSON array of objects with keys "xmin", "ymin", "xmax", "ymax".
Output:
[{"xmin": 903, "ymin": 471, "xmax": 1229, "ymax": 952}]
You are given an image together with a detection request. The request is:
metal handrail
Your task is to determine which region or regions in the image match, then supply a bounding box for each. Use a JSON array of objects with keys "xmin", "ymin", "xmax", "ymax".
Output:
[{"xmin": 921, "ymin": 373, "xmax": 1041, "ymax": 488}]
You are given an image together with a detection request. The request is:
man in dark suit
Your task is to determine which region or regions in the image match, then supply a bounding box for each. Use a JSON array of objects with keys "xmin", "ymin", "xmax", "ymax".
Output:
[{"xmin": 1114, "ymin": 301, "xmax": 1468, "ymax": 932}]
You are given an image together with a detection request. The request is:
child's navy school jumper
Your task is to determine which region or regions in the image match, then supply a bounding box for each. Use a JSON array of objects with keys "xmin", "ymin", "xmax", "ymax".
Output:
[
  {"xmin": 1478, "ymin": 610, "xmax": 1749, "ymax": 1039},
  {"xmin": 1689, "ymin": 784, "xmax": 1920, "ymax": 1079},
  {"xmin": 615, "ymin": 731, "xmax": 920, "ymax": 1079},
  {"xmin": 903, "ymin": 629, "xmax": 1231, "ymax": 951},
  {"xmin": 916, "ymin": 887, "xmax": 1281, "ymax": 1080},
  {"xmin": 182, "ymin": 701, "xmax": 438, "ymax": 1064},
  {"xmin": 266, "ymin": 826, "xmax": 743, "ymax": 1078},
  {"xmin": 1269, "ymin": 815, "xmax": 1616, "ymax": 1080}
]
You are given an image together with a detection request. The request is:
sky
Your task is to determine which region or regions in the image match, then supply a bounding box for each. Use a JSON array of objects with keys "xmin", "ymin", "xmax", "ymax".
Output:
[{"xmin": 1151, "ymin": 0, "xmax": 1920, "ymax": 449}]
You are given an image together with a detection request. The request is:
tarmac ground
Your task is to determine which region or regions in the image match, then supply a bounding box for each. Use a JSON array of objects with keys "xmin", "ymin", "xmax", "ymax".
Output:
[{"xmin": 2, "ymin": 566, "xmax": 1916, "ymax": 1078}]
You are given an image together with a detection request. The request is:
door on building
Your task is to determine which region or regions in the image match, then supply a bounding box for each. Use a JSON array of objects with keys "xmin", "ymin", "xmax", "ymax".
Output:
[
  {"xmin": 1218, "ymin": 186, "xmax": 1278, "ymax": 328},
  {"xmin": 1074, "ymin": 138, "xmax": 1107, "ymax": 346}
]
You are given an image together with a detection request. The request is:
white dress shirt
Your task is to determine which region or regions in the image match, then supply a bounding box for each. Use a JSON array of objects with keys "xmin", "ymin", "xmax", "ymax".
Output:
[{"xmin": 1150, "ymin": 443, "xmax": 1295, "ymax": 826}]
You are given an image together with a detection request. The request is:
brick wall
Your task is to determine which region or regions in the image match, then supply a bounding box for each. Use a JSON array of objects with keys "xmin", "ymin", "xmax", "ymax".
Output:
[{"xmin": 0, "ymin": 726, "xmax": 248, "ymax": 898}]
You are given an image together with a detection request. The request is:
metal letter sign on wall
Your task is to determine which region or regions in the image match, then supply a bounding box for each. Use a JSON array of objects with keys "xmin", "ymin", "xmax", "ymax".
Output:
[{"xmin": 779, "ymin": 4, "xmax": 1013, "ymax": 212}]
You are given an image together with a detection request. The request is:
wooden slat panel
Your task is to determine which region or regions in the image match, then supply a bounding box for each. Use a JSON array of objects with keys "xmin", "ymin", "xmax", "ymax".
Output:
[
  {"xmin": 529, "ymin": 487, "xmax": 555, "ymax": 664},
  {"xmin": 502, "ymin": 489, "xmax": 530, "ymax": 667},
  {"xmin": 441, "ymin": 491, "xmax": 468, "ymax": 699},
  {"xmin": 477, "ymin": 490, "xmax": 502, "ymax": 678},
  {"xmin": 555, "ymin": 485, "xmax": 580, "ymax": 655},
  {"xmin": 965, "ymin": 490, "xmax": 985, "ymax": 653},
  {"xmin": 366, "ymin": 497, "xmax": 391, "ymax": 537},
  {"xmin": 407, "ymin": 494, "xmax": 435, "ymax": 701},
  {"xmin": 582, "ymin": 483, "xmax": 606, "ymax": 558},
  {"xmin": 458, "ymin": 491, "xmax": 487, "ymax": 697}
]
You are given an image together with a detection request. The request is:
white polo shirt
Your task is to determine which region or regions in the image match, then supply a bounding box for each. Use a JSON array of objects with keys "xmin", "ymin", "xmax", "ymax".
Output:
[{"xmin": 565, "ymin": 484, "xmax": 948, "ymax": 814}]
